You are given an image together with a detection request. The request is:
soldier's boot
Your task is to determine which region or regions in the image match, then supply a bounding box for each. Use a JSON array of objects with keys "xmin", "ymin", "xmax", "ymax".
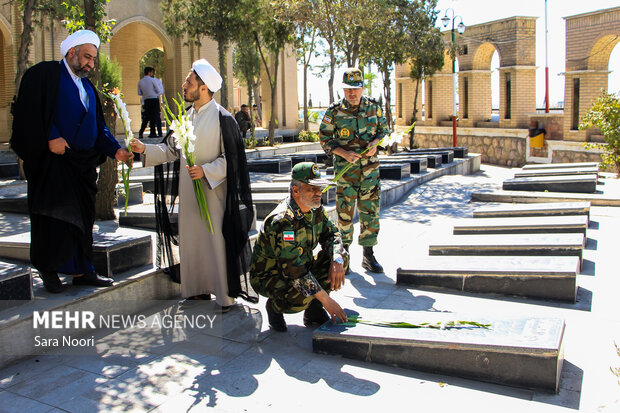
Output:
[
  {"xmin": 303, "ymin": 299, "xmax": 330, "ymax": 327},
  {"xmin": 344, "ymin": 244, "xmax": 351, "ymax": 275},
  {"xmin": 266, "ymin": 299, "xmax": 287, "ymax": 332},
  {"xmin": 362, "ymin": 246, "xmax": 384, "ymax": 273}
]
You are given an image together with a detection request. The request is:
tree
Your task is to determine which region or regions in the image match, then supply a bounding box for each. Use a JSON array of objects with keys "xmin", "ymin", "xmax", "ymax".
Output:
[
  {"xmin": 233, "ymin": 37, "xmax": 261, "ymax": 139},
  {"xmin": 580, "ymin": 91, "xmax": 620, "ymax": 176},
  {"xmin": 161, "ymin": 0, "xmax": 247, "ymax": 109},
  {"xmin": 252, "ymin": 0, "xmax": 295, "ymax": 145},
  {"xmin": 312, "ymin": 0, "xmax": 340, "ymax": 104}
]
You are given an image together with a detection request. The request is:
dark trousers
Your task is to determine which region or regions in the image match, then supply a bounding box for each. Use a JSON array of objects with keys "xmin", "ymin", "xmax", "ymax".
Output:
[{"xmin": 139, "ymin": 98, "xmax": 162, "ymax": 137}]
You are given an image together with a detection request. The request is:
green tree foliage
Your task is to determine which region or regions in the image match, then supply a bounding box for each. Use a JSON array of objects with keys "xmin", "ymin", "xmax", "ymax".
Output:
[
  {"xmin": 580, "ymin": 91, "xmax": 620, "ymax": 176},
  {"xmin": 161, "ymin": 0, "xmax": 248, "ymax": 109},
  {"xmin": 139, "ymin": 48, "xmax": 165, "ymax": 80}
]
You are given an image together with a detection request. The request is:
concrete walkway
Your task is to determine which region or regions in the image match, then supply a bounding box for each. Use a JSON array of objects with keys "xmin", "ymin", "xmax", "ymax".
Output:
[{"xmin": 0, "ymin": 164, "xmax": 619, "ymax": 412}]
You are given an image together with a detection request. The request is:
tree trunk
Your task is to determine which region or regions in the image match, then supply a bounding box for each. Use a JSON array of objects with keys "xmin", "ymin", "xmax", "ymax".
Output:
[
  {"xmin": 268, "ymin": 55, "xmax": 279, "ymax": 146},
  {"xmin": 95, "ymin": 106, "xmax": 118, "ymax": 220},
  {"xmin": 217, "ymin": 39, "xmax": 229, "ymax": 109},
  {"xmin": 410, "ymin": 77, "xmax": 421, "ymax": 149},
  {"xmin": 15, "ymin": 0, "xmax": 36, "ymax": 93},
  {"xmin": 303, "ymin": 60, "xmax": 309, "ymax": 131},
  {"xmin": 328, "ymin": 41, "xmax": 335, "ymax": 104},
  {"xmin": 382, "ymin": 65, "xmax": 392, "ymax": 131}
]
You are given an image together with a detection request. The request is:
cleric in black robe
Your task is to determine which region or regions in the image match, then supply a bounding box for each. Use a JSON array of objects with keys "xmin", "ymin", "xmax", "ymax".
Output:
[{"xmin": 10, "ymin": 30, "xmax": 133, "ymax": 293}]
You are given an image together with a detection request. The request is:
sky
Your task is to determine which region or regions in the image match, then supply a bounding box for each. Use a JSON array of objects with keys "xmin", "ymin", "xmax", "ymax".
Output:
[{"xmin": 297, "ymin": 0, "xmax": 620, "ymax": 109}]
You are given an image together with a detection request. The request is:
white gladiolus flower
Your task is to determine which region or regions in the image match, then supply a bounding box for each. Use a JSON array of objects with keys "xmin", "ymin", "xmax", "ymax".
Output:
[{"xmin": 381, "ymin": 132, "xmax": 402, "ymax": 147}]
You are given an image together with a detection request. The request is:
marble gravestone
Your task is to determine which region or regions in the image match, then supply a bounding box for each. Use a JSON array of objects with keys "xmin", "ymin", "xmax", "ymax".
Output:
[{"xmin": 313, "ymin": 309, "xmax": 565, "ymax": 392}]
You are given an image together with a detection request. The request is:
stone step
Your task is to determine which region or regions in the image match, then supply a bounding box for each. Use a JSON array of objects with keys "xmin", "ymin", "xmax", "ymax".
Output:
[
  {"xmin": 250, "ymin": 182, "xmax": 335, "ymax": 204},
  {"xmin": 396, "ymin": 256, "xmax": 579, "ymax": 302},
  {"xmin": 247, "ymin": 158, "xmax": 292, "ymax": 174},
  {"xmin": 379, "ymin": 157, "xmax": 428, "ymax": 174},
  {"xmin": 502, "ymin": 174, "xmax": 598, "ymax": 194},
  {"xmin": 0, "ymin": 261, "xmax": 33, "ymax": 310},
  {"xmin": 452, "ymin": 215, "xmax": 588, "ymax": 235},
  {"xmin": 313, "ymin": 309, "xmax": 565, "ymax": 392},
  {"xmin": 473, "ymin": 202, "xmax": 591, "ymax": 219},
  {"xmin": 471, "ymin": 190, "xmax": 620, "ymax": 207},
  {"xmin": 0, "ymin": 162, "xmax": 19, "ymax": 178},
  {"xmin": 522, "ymin": 162, "xmax": 598, "ymax": 170},
  {"xmin": 0, "ymin": 228, "xmax": 153, "ymax": 278},
  {"xmin": 379, "ymin": 163, "xmax": 410, "ymax": 180},
  {"xmin": 429, "ymin": 233, "xmax": 585, "ymax": 264},
  {"xmin": 514, "ymin": 166, "xmax": 599, "ymax": 178}
]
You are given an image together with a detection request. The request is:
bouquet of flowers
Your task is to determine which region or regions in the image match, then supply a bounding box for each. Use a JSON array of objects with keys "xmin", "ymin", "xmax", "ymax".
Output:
[
  {"xmin": 162, "ymin": 94, "xmax": 213, "ymax": 233},
  {"xmin": 99, "ymin": 86, "xmax": 134, "ymax": 216},
  {"xmin": 323, "ymin": 130, "xmax": 404, "ymax": 193}
]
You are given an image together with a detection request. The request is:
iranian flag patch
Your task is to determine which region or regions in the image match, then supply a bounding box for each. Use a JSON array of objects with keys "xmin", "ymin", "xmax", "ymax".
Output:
[{"xmin": 283, "ymin": 231, "xmax": 295, "ymax": 241}]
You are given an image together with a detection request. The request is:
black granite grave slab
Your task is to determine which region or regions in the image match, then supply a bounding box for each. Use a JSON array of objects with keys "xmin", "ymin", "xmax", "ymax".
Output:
[
  {"xmin": 522, "ymin": 162, "xmax": 598, "ymax": 170},
  {"xmin": 129, "ymin": 175, "xmax": 156, "ymax": 193},
  {"xmin": 0, "ymin": 162, "xmax": 19, "ymax": 178},
  {"xmin": 0, "ymin": 230, "xmax": 152, "ymax": 278},
  {"xmin": 119, "ymin": 206, "xmax": 178, "ymax": 230},
  {"xmin": 116, "ymin": 182, "xmax": 143, "ymax": 206},
  {"xmin": 275, "ymin": 153, "xmax": 317, "ymax": 166},
  {"xmin": 251, "ymin": 182, "xmax": 335, "ymax": 204},
  {"xmin": 0, "ymin": 261, "xmax": 32, "ymax": 310},
  {"xmin": 391, "ymin": 146, "xmax": 468, "ymax": 158},
  {"xmin": 313, "ymin": 309, "xmax": 565, "ymax": 392},
  {"xmin": 471, "ymin": 190, "xmax": 620, "ymax": 207},
  {"xmin": 247, "ymin": 158, "xmax": 292, "ymax": 173},
  {"xmin": 423, "ymin": 154, "xmax": 442, "ymax": 168},
  {"xmin": 391, "ymin": 150, "xmax": 452, "ymax": 164},
  {"xmin": 502, "ymin": 174, "xmax": 598, "ymax": 194},
  {"xmin": 252, "ymin": 192, "xmax": 288, "ymax": 219},
  {"xmin": 380, "ymin": 157, "xmax": 428, "ymax": 174},
  {"xmin": 429, "ymin": 233, "xmax": 584, "ymax": 264},
  {"xmin": 379, "ymin": 163, "xmax": 410, "ymax": 180},
  {"xmin": 473, "ymin": 202, "xmax": 591, "ymax": 220},
  {"xmin": 452, "ymin": 215, "xmax": 588, "ymax": 235},
  {"xmin": 514, "ymin": 166, "xmax": 599, "ymax": 178},
  {"xmin": 396, "ymin": 256, "xmax": 579, "ymax": 302},
  {"xmin": 0, "ymin": 194, "xmax": 27, "ymax": 214}
]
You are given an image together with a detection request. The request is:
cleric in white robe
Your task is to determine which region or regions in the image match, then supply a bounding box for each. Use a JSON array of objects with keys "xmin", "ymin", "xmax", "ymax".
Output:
[{"xmin": 131, "ymin": 59, "xmax": 256, "ymax": 310}]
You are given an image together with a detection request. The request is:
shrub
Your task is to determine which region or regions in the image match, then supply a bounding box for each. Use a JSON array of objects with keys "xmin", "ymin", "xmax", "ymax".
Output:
[
  {"xmin": 580, "ymin": 91, "xmax": 620, "ymax": 176},
  {"xmin": 297, "ymin": 130, "xmax": 319, "ymax": 142}
]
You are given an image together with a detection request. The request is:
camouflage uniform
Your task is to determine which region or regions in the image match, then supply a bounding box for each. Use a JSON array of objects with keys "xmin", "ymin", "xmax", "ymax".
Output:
[
  {"xmin": 250, "ymin": 195, "xmax": 347, "ymax": 314},
  {"xmin": 319, "ymin": 95, "xmax": 388, "ymax": 247}
]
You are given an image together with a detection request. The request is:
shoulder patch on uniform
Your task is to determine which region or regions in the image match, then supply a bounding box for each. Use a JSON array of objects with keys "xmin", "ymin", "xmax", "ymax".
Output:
[
  {"xmin": 283, "ymin": 231, "xmax": 295, "ymax": 241},
  {"xmin": 323, "ymin": 115, "xmax": 332, "ymax": 124}
]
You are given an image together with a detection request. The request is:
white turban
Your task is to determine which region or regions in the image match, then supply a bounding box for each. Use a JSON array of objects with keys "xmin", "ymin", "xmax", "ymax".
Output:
[
  {"xmin": 60, "ymin": 29, "xmax": 100, "ymax": 57},
  {"xmin": 192, "ymin": 59, "xmax": 222, "ymax": 93}
]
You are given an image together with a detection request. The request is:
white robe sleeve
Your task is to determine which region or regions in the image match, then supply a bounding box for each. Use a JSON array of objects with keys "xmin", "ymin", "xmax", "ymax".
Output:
[
  {"xmin": 200, "ymin": 136, "xmax": 226, "ymax": 190},
  {"xmin": 142, "ymin": 142, "xmax": 179, "ymax": 167}
]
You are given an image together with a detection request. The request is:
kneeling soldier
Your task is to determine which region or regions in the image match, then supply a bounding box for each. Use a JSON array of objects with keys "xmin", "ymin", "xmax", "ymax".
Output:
[{"xmin": 250, "ymin": 162, "xmax": 348, "ymax": 332}]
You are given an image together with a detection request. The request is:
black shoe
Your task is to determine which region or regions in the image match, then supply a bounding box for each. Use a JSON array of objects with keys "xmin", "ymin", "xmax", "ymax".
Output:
[
  {"xmin": 362, "ymin": 246, "xmax": 384, "ymax": 273},
  {"xmin": 72, "ymin": 271, "xmax": 114, "ymax": 287},
  {"xmin": 39, "ymin": 272, "xmax": 64, "ymax": 293},
  {"xmin": 303, "ymin": 299, "xmax": 330, "ymax": 327},
  {"xmin": 266, "ymin": 299, "xmax": 287, "ymax": 332}
]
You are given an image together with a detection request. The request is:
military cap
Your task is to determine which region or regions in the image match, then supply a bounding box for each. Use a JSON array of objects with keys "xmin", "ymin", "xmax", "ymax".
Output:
[
  {"xmin": 291, "ymin": 162, "xmax": 332, "ymax": 188},
  {"xmin": 342, "ymin": 68, "xmax": 363, "ymax": 89}
]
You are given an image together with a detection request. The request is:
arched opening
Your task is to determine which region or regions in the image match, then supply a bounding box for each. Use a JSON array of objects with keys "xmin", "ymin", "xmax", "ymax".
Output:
[
  {"xmin": 110, "ymin": 21, "xmax": 169, "ymax": 133},
  {"xmin": 470, "ymin": 42, "xmax": 499, "ymax": 125}
]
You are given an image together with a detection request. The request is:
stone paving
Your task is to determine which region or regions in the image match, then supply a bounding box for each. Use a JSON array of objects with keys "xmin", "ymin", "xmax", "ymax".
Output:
[{"xmin": 0, "ymin": 164, "xmax": 619, "ymax": 412}]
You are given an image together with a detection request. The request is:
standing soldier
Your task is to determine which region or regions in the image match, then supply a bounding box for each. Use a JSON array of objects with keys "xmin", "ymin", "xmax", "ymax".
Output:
[
  {"xmin": 250, "ymin": 162, "xmax": 348, "ymax": 332},
  {"xmin": 319, "ymin": 68, "xmax": 388, "ymax": 274}
]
